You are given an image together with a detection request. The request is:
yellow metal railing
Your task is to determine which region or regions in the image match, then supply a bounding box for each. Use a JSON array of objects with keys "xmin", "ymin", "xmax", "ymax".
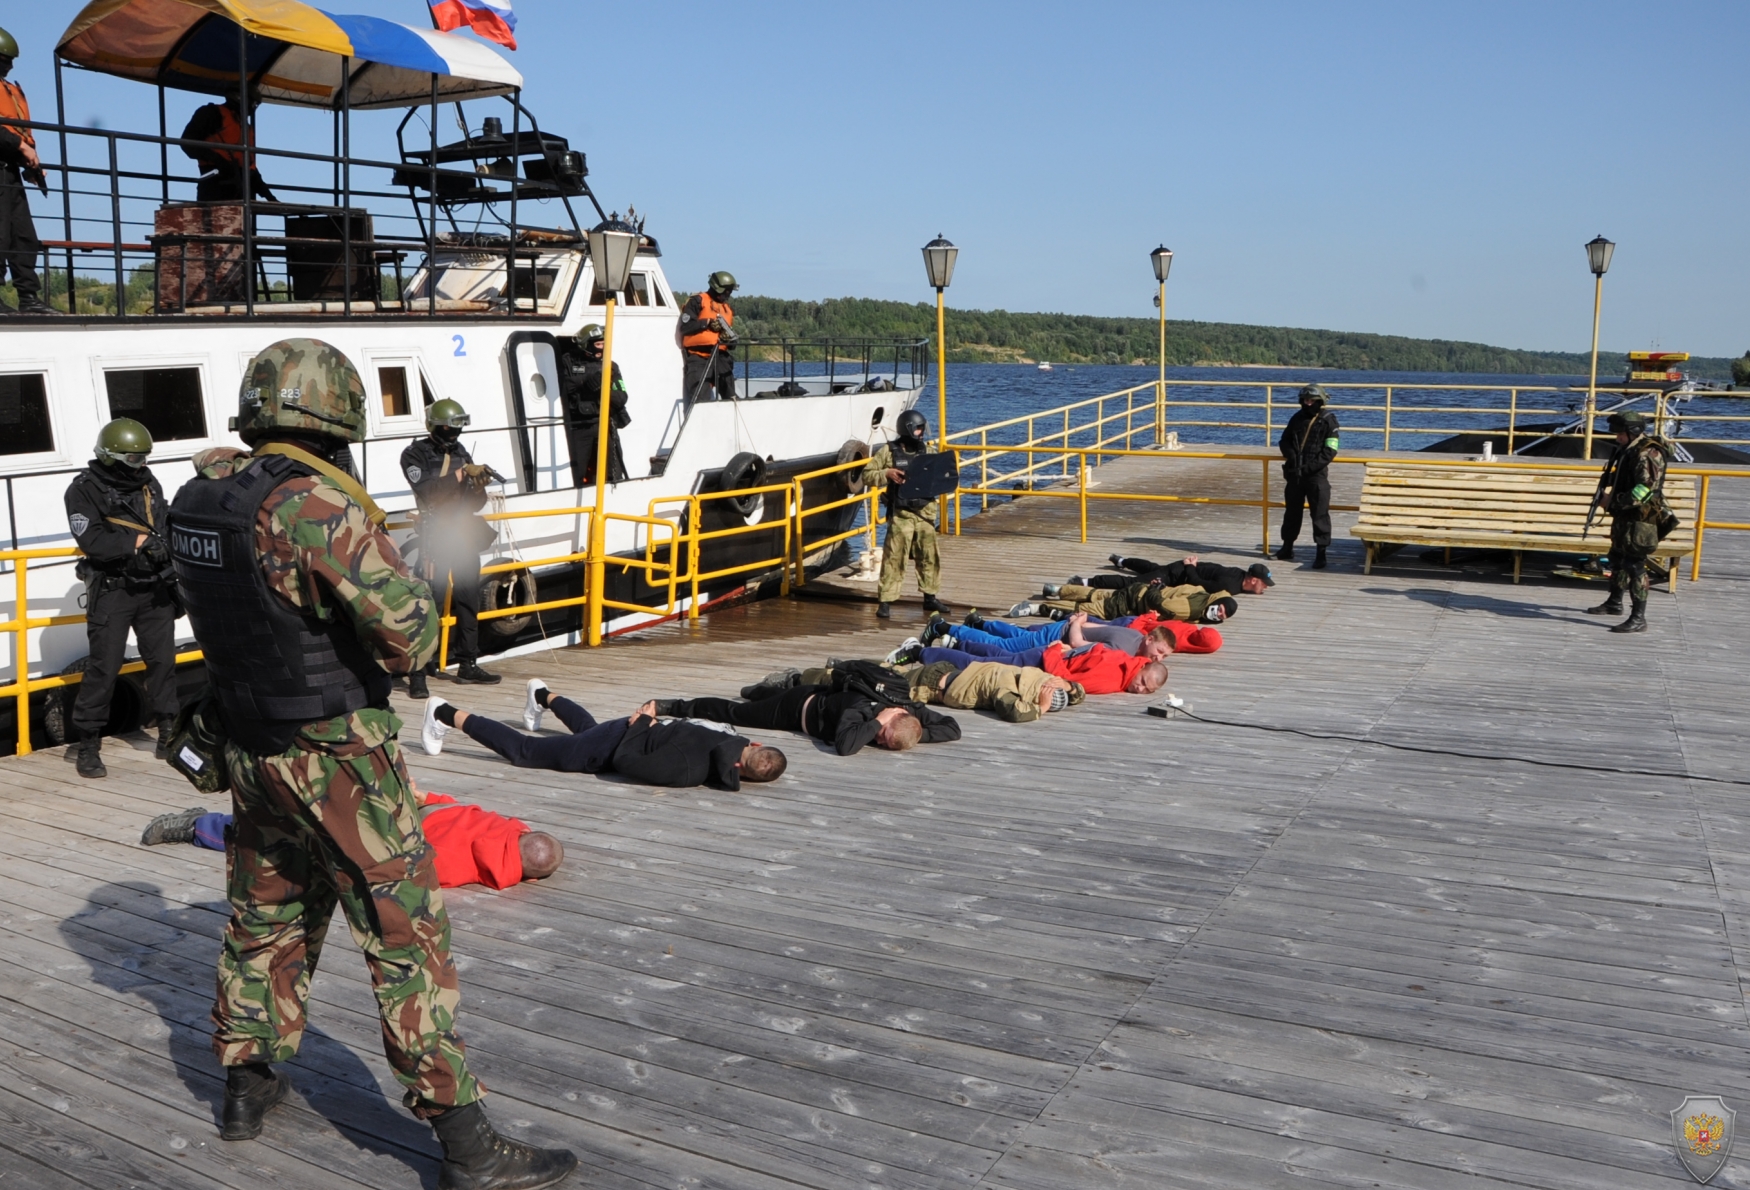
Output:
[{"xmin": 4, "ymin": 455, "xmax": 881, "ymax": 756}]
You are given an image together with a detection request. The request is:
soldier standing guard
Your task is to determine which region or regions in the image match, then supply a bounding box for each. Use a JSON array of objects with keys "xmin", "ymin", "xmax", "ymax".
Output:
[
  {"xmin": 168, "ymin": 340, "xmax": 575, "ymax": 1188},
  {"xmin": 863, "ymin": 408, "xmax": 949, "ymax": 620},
  {"xmin": 557, "ymin": 322, "xmax": 630, "ymax": 485},
  {"xmin": 401, "ymin": 399, "xmax": 502, "ymax": 693},
  {"xmin": 63, "ymin": 418, "xmax": 180, "ymax": 778},
  {"xmin": 1584, "ymin": 410, "xmax": 1673, "ymax": 634},
  {"xmin": 1276, "ymin": 383, "xmax": 1340, "ymax": 569}
]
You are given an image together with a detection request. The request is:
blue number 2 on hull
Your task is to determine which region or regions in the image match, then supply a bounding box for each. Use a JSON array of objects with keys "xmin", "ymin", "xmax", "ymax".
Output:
[{"xmin": 452, "ymin": 335, "xmax": 467, "ymax": 357}]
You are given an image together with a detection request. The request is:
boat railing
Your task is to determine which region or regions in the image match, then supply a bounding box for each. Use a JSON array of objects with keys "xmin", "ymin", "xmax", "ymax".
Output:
[
  {"xmin": 1, "ymin": 452, "xmax": 882, "ymax": 756},
  {"xmin": 728, "ymin": 337, "xmax": 932, "ymax": 396},
  {"xmin": 6, "ymin": 113, "xmax": 588, "ymax": 319}
]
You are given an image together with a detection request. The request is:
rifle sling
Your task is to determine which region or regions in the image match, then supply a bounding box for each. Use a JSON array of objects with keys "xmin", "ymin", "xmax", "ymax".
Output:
[{"xmin": 254, "ymin": 443, "xmax": 387, "ymax": 526}]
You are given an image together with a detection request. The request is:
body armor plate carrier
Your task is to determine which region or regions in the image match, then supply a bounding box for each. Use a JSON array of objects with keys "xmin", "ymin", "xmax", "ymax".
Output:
[{"xmin": 169, "ymin": 452, "xmax": 392, "ymax": 755}]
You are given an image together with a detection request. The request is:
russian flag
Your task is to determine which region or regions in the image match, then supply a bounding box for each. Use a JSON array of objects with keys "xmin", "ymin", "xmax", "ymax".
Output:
[{"xmin": 429, "ymin": 0, "xmax": 517, "ymax": 51}]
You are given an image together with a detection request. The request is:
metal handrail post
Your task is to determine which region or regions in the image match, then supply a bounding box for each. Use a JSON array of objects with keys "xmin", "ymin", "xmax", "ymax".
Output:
[
  {"xmin": 791, "ymin": 480, "xmax": 806, "ymax": 590},
  {"xmin": 438, "ymin": 572, "xmax": 454, "ymax": 668},
  {"xmin": 54, "ymin": 56, "xmax": 72, "ymax": 313},
  {"xmin": 11, "ymin": 556, "xmax": 29, "ymax": 756},
  {"xmin": 341, "ymin": 56, "xmax": 353, "ymax": 316},
  {"xmin": 687, "ymin": 497, "xmax": 703, "ymax": 619},
  {"xmin": 1383, "ymin": 386, "xmax": 1393, "ymax": 451},
  {"xmin": 1264, "ymin": 385, "xmax": 1273, "ymax": 447},
  {"xmin": 1078, "ymin": 451, "xmax": 1088, "ymax": 543},
  {"xmin": 1692, "ymin": 475, "xmax": 1710, "ymax": 581},
  {"xmin": 1260, "ymin": 459, "xmax": 1270, "ymax": 556},
  {"xmin": 239, "ymin": 24, "xmax": 254, "ymax": 316},
  {"xmin": 1508, "ymin": 388, "xmax": 1518, "ymax": 454},
  {"xmin": 108, "ymin": 135, "xmax": 123, "ymax": 314}
]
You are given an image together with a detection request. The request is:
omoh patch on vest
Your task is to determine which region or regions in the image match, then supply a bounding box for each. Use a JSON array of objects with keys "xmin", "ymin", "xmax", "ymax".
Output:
[{"xmin": 171, "ymin": 525, "xmax": 223, "ymax": 567}]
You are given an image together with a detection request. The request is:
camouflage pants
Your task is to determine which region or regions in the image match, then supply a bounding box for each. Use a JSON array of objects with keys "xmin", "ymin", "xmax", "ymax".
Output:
[
  {"xmin": 879, "ymin": 509, "xmax": 941, "ymax": 602},
  {"xmin": 1607, "ymin": 516, "xmax": 1658, "ymax": 602},
  {"xmin": 212, "ymin": 714, "xmax": 481, "ymax": 1117}
]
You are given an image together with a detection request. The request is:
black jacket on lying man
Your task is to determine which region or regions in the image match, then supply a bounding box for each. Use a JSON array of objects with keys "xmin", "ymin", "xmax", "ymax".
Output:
[
  {"xmin": 1097, "ymin": 556, "xmax": 1273, "ymax": 596},
  {"xmin": 658, "ymin": 661, "xmax": 960, "ymax": 756}
]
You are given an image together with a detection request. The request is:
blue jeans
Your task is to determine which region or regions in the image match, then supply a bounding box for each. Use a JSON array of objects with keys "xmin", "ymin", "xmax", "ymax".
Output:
[
  {"xmin": 920, "ymin": 645, "xmax": 1047, "ymax": 669},
  {"xmin": 955, "ymin": 620, "xmax": 1066, "ymax": 653}
]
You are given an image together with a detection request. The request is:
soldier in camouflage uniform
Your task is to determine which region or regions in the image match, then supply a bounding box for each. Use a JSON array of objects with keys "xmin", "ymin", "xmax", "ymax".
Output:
[
  {"xmin": 169, "ymin": 340, "xmax": 576, "ymax": 1189},
  {"xmin": 1584, "ymin": 409, "xmax": 1674, "ymax": 634},
  {"xmin": 863, "ymin": 408, "xmax": 947, "ymax": 619}
]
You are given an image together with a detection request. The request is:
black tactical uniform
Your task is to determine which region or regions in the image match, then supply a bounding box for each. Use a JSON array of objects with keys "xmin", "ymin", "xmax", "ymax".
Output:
[
  {"xmin": 1277, "ymin": 387, "xmax": 1340, "ymax": 566},
  {"xmin": 64, "ymin": 460, "xmax": 179, "ymax": 766},
  {"xmin": 400, "ymin": 432, "xmax": 497, "ymax": 683},
  {"xmin": 557, "ymin": 340, "xmax": 629, "ymax": 485}
]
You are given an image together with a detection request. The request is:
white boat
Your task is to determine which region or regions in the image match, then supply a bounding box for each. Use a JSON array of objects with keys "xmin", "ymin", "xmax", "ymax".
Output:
[
  {"xmin": 1037, "ymin": 362, "xmax": 1053, "ymax": 371},
  {"xmin": 2, "ymin": 0, "xmax": 926, "ymax": 746}
]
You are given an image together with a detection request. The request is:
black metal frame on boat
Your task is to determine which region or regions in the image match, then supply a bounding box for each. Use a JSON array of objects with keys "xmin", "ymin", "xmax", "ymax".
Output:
[{"xmin": 10, "ymin": 53, "xmax": 610, "ymax": 320}]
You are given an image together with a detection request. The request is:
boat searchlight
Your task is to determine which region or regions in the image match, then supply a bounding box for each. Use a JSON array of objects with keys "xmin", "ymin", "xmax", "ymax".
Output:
[
  {"xmin": 588, "ymin": 218, "xmax": 641, "ymax": 294},
  {"xmin": 1151, "ymin": 245, "xmax": 1173, "ymax": 283},
  {"xmin": 1586, "ymin": 235, "xmax": 1615, "ymax": 277},
  {"xmin": 922, "ymin": 235, "xmax": 958, "ymax": 291}
]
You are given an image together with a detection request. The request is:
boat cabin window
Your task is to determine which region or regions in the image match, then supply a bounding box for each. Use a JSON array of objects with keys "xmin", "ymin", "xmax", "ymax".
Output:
[
  {"xmin": 512, "ymin": 266, "xmax": 560, "ymax": 303},
  {"xmin": 103, "ymin": 367, "xmax": 207, "ymax": 441},
  {"xmin": 0, "ymin": 373, "xmax": 55, "ymax": 456},
  {"xmin": 377, "ymin": 364, "xmax": 438, "ymax": 420},
  {"xmin": 588, "ymin": 271, "xmax": 663, "ymax": 307}
]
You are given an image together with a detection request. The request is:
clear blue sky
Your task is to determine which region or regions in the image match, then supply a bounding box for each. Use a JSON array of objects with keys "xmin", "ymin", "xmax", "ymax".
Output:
[{"xmin": 11, "ymin": 1, "xmax": 1747, "ymax": 355}]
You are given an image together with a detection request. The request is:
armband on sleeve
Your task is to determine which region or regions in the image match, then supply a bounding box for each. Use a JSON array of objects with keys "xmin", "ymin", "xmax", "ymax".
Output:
[
  {"xmin": 1631, "ymin": 484, "xmax": 1651, "ymax": 502},
  {"xmin": 1324, "ymin": 437, "xmax": 1340, "ymax": 450}
]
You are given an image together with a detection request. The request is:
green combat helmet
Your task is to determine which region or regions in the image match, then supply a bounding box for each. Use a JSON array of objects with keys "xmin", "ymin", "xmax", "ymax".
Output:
[
  {"xmin": 1299, "ymin": 383, "xmax": 1329, "ymax": 405},
  {"xmin": 0, "ymin": 27, "xmax": 19, "ymax": 61},
  {"xmin": 426, "ymin": 398, "xmax": 471, "ymax": 430},
  {"xmin": 708, "ymin": 270, "xmax": 737, "ymax": 296},
  {"xmin": 576, "ymin": 323, "xmax": 606, "ymax": 344},
  {"xmin": 231, "ymin": 339, "xmax": 367, "ymax": 444},
  {"xmin": 1607, "ymin": 410, "xmax": 1647, "ymax": 434},
  {"xmin": 94, "ymin": 418, "xmax": 153, "ymax": 468}
]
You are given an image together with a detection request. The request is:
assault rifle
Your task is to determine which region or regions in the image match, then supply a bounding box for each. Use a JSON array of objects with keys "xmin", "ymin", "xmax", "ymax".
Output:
[{"xmin": 1581, "ymin": 451, "xmax": 1619, "ymax": 541}]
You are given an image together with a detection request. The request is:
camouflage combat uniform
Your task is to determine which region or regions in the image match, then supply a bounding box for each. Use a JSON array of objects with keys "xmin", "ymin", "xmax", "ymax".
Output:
[
  {"xmin": 191, "ymin": 446, "xmax": 480, "ymax": 1118},
  {"xmin": 1604, "ymin": 433, "xmax": 1673, "ymax": 603},
  {"xmin": 863, "ymin": 440, "xmax": 941, "ymax": 603},
  {"xmin": 1042, "ymin": 581, "xmax": 1221, "ymax": 622}
]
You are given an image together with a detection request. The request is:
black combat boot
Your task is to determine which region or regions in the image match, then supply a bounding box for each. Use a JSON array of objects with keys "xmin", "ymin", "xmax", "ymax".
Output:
[
  {"xmin": 921, "ymin": 593, "xmax": 949, "ymax": 614},
  {"xmin": 75, "ymin": 735, "xmax": 107, "ymax": 779},
  {"xmin": 408, "ymin": 668, "xmax": 431, "ymax": 699},
  {"xmin": 155, "ymin": 716, "xmax": 176, "ymax": 761},
  {"xmin": 430, "ymin": 1101, "xmax": 577, "ymax": 1190},
  {"xmin": 455, "ymin": 660, "xmax": 502, "ymax": 685},
  {"xmin": 220, "ymin": 1062, "xmax": 288, "ymax": 1140},
  {"xmin": 1610, "ymin": 598, "xmax": 1648, "ymax": 634},
  {"xmin": 1311, "ymin": 545, "xmax": 1328, "ymax": 570},
  {"xmin": 1275, "ymin": 543, "xmax": 1295, "ymax": 561},
  {"xmin": 1584, "ymin": 593, "xmax": 1624, "ymax": 616},
  {"xmin": 875, "ymin": 602, "xmax": 892, "ymax": 619}
]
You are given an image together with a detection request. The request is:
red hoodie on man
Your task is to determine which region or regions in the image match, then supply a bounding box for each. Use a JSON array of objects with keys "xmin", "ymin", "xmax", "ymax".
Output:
[
  {"xmin": 1128, "ymin": 613, "xmax": 1223, "ymax": 654},
  {"xmin": 1042, "ymin": 641, "xmax": 1154, "ymax": 694},
  {"xmin": 418, "ymin": 792, "xmax": 531, "ymax": 890}
]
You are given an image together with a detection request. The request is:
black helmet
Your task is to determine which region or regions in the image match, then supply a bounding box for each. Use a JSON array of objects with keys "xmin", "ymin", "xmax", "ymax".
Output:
[
  {"xmin": 896, "ymin": 409, "xmax": 928, "ymax": 443},
  {"xmin": 1298, "ymin": 383, "xmax": 1329, "ymax": 405},
  {"xmin": 1607, "ymin": 410, "xmax": 1647, "ymax": 435}
]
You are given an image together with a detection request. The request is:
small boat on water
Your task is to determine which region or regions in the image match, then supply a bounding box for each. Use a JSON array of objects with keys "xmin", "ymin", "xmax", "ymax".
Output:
[{"xmin": 1037, "ymin": 362, "xmax": 1053, "ymax": 371}]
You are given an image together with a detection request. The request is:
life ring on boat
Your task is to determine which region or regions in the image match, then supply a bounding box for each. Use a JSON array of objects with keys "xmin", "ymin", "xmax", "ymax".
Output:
[
  {"xmin": 480, "ymin": 559, "xmax": 538, "ymax": 638},
  {"xmin": 719, "ymin": 452, "xmax": 767, "ymax": 519},
  {"xmin": 836, "ymin": 439, "xmax": 869, "ymax": 494}
]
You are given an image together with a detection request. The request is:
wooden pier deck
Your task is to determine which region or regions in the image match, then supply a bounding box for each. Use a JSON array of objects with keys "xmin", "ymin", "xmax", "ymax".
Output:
[{"xmin": 4, "ymin": 454, "xmax": 1750, "ymax": 1189}]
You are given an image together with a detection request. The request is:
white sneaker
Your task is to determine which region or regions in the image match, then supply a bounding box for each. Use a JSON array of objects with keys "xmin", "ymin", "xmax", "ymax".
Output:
[
  {"xmin": 1008, "ymin": 600, "xmax": 1039, "ymax": 617},
  {"xmin": 421, "ymin": 698, "xmax": 449, "ymax": 756},
  {"xmin": 524, "ymin": 679, "xmax": 548, "ymax": 732}
]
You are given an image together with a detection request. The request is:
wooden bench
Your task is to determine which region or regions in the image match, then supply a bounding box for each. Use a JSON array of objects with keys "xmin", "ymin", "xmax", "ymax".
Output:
[{"xmin": 1350, "ymin": 462, "xmax": 1697, "ymax": 589}]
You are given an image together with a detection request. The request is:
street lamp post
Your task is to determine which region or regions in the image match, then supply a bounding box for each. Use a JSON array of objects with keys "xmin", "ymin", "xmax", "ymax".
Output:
[
  {"xmin": 1583, "ymin": 234, "xmax": 1615, "ymax": 460},
  {"xmin": 922, "ymin": 235, "xmax": 958, "ymax": 527},
  {"xmin": 583, "ymin": 217, "xmax": 641, "ymax": 645},
  {"xmin": 1151, "ymin": 246, "xmax": 1173, "ymax": 445}
]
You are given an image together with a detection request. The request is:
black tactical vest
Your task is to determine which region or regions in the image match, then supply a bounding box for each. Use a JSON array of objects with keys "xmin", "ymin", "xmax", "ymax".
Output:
[{"xmin": 168, "ymin": 452, "xmax": 392, "ymax": 755}]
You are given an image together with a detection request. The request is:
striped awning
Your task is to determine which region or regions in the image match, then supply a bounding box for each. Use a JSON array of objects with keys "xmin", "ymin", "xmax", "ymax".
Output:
[{"xmin": 58, "ymin": 0, "xmax": 523, "ymax": 108}]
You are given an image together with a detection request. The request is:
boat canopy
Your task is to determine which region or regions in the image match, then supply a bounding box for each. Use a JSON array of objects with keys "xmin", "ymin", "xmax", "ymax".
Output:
[{"xmin": 58, "ymin": 0, "xmax": 523, "ymax": 109}]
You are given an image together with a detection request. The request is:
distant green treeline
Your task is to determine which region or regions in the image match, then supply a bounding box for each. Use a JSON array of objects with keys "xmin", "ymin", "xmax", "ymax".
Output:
[{"xmin": 725, "ymin": 295, "xmax": 1735, "ymax": 380}]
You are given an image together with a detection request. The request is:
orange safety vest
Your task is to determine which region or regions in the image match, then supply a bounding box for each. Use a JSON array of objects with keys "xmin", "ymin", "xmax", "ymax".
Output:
[
  {"xmin": 681, "ymin": 290, "xmax": 733, "ymax": 355},
  {"xmin": 0, "ymin": 80, "xmax": 34, "ymax": 152},
  {"xmin": 205, "ymin": 103, "xmax": 252, "ymax": 167}
]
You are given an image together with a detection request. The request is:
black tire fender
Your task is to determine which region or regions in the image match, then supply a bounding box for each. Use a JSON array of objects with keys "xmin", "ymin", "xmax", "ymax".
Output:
[
  {"xmin": 836, "ymin": 439, "xmax": 869, "ymax": 494},
  {"xmin": 719, "ymin": 452, "xmax": 767, "ymax": 519},
  {"xmin": 480, "ymin": 558, "xmax": 538, "ymax": 638}
]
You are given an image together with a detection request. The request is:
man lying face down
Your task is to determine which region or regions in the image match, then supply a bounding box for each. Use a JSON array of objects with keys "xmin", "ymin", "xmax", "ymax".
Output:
[
  {"xmin": 923, "ymin": 609, "xmax": 1177, "ymax": 663},
  {"xmin": 420, "ymin": 680, "xmax": 788, "ymax": 790},
  {"xmin": 935, "ymin": 607, "xmax": 1224, "ymax": 656},
  {"xmin": 650, "ymin": 659, "xmax": 961, "ymax": 755},
  {"xmin": 903, "ymin": 629, "xmax": 1169, "ymax": 696},
  {"xmin": 141, "ymin": 784, "xmax": 565, "ymax": 891},
  {"xmin": 741, "ymin": 657, "xmax": 1083, "ymax": 724}
]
